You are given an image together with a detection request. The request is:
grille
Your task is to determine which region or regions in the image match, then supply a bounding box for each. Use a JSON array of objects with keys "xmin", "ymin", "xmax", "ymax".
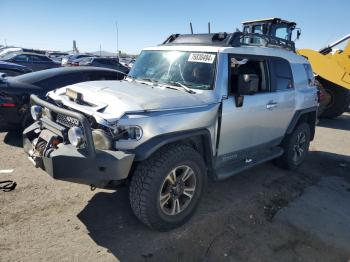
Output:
[{"xmin": 56, "ymin": 113, "xmax": 80, "ymax": 128}]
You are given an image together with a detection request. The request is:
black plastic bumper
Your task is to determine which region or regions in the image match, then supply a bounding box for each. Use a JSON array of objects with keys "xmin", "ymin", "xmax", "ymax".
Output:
[{"xmin": 23, "ymin": 95, "xmax": 135, "ymax": 188}]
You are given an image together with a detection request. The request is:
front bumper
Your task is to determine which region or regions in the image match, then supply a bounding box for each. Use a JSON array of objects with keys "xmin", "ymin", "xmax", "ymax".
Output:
[{"xmin": 23, "ymin": 95, "xmax": 135, "ymax": 188}]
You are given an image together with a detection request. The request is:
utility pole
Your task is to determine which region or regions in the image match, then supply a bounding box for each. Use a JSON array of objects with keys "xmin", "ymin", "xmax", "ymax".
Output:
[
  {"xmin": 115, "ymin": 21, "xmax": 119, "ymax": 58},
  {"xmin": 99, "ymin": 44, "xmax": 102, "ymax": 56},
  {"xmin": 4, "ymin": 39, "xmax": 7, "ymax": 47}
]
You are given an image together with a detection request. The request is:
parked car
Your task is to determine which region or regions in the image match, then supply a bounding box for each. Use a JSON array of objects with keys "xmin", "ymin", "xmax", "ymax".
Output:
[
  {"xmin": 0, "ymin": 61, "xmax": 32, "ymax": 76},
  {"xmin": 0, "ymin": 67, "xmax": 125, "ymax": 131},
  {"xmin": 0, "ymin": 52, "xmax": 60, "ymax": 72},
  {"xmin": 0, "ymin": 47, "xmax": 46, "ymax": 56},
  {"xmin": 0, "ymin": 47, "xmax": 22, "ymax": 57},
  {"xmin": 79, "ymin": 57, "xmax": 129, "ymax": 74},
  {"xmin": 127, "ymin": 59, "xmax": 136, "ymax": 68},
  {"xmin": 61, "ymin": 54, "xmax": 93, "ymax": 66},
  {"xmin": 46, "ymin": 51, "xmax": 69, "ymax": 63},
  {"xmin": 24, "ymin": 28, "xmax": 318, "ymax": 231}
]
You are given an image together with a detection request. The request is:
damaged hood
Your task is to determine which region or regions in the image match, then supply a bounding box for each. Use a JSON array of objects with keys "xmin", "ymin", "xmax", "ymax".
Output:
[{"xmin": 48, "ymin": 80, "xmax": 218, "ymax": 121}]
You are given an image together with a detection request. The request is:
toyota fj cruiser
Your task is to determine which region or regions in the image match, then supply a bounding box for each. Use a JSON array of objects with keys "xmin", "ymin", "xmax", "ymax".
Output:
[{"xmin": 23, "ymin": 19, "xmax": 318, "ymax": 231}]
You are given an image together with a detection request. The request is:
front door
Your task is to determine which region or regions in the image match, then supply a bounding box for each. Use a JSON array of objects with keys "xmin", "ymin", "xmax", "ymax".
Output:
[{"xmin": 217, "ymin": 54, "xmax": 295, "ymax": 163}]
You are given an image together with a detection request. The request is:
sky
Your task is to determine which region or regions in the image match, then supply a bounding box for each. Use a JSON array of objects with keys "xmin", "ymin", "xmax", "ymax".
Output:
[{"xmin": 0, "ymin": 0, "xmax": 349, "ymax": 54}]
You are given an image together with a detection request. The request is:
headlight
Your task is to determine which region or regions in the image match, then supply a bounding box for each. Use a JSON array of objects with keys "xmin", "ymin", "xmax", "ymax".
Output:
[
  {"xmin": 68, "ymin": 127, "xmax": 84, "ymax": 147},
  {"xmin": 30, "ymin": 105, "xmax": 42, "ymax": 121},
  {"xmin": 92, "ymin": 129, "xmax": 112, "ymax": 150},
  {"xmin": 119, "ymin": 126, "xmax": 143, "ymax": 140}
]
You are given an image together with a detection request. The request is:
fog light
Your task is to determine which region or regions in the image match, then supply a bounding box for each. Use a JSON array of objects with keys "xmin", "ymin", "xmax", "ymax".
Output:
[
  {"xmin": 30, "ymin": 105, "xmax": 42, "ymax": 120},
  {"xmin": 68, "ymin": 127, "xmax": 84, "ymax": 147}
]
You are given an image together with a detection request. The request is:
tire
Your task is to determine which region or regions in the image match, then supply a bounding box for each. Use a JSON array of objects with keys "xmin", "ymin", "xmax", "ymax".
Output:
[
  {"xmin": 318, "ymin": 78, "xmax": 350, "ymax": 118},
  {"xmin": 129, "ymin": 143, "xmax": 207, "ymax": 231},
  {"xmin": 274, "ymin": 123, "xmax": 311, "ymax": 170},
  {"xmin": 21, "ymin": 110, "xmax": 33, "ymax": 130}
]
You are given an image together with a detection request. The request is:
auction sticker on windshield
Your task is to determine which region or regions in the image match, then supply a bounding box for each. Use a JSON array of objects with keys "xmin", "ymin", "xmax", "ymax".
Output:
[{"xmin": 188, "ymin": 53, "xmax": 216, "ymax": 64}]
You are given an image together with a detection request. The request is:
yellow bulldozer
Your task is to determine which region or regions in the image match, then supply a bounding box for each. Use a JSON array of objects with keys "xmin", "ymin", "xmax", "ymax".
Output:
[{"xmin": 242, "ymin": 18, "xmax": 350, "ymax": 118}]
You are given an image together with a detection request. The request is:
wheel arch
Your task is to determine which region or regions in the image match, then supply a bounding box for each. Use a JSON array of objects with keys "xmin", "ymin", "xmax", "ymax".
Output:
[
  {"xmin": 286, "ymin": 107, "xmax": 317, "ymax": 141},
  {"xmin": 131, "ymin": 129, "xmax": 215, "ymax": 173}
]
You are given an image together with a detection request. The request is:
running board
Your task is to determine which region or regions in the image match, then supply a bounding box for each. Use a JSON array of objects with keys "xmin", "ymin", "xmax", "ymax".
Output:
[{"xmin": 215, "ymin": 147, "xmax": 284, "ymax": 180}]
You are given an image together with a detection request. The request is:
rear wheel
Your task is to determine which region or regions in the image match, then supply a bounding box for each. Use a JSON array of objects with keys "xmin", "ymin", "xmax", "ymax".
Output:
[
  {"xmin": 318, "ymin": 78, "xmax": 350, "ymax": 118},
  {"xmin": 274, "ymin": 123, "xmax": 311, "ymax": 170},
  {"xmin": 129, "ymin": 143, "xmax": 206, "ymax": 231}
]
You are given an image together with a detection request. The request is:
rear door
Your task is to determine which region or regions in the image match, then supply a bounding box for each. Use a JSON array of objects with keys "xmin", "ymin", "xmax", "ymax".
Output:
[
  {"xmin": 268, "ymin": 57, "xmax": 295, "ymax": 132},
  {"xmin": 30, "ymin": 55, "xmax": 55, "ymax": 71}
]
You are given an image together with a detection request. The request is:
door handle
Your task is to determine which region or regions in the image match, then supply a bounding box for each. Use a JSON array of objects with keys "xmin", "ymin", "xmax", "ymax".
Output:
[{"xmin": 266, "ymin": 102, "xmax": 278, "ymax": 110}]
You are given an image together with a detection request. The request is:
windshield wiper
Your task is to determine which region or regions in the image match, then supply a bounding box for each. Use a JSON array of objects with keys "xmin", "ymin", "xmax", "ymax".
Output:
[
  {"xmin": 162, "ymin": 81, "xmax": 196, "ymax": 94},
  {"xmin": 140, "ymin": 78, "xmax": 158, "ymax": 84}
]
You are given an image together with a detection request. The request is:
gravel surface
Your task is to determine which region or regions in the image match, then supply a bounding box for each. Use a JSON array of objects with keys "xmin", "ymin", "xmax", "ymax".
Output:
[{"xmin": 0, "ymin": 113, "xmax": 349, "ymax": 262}]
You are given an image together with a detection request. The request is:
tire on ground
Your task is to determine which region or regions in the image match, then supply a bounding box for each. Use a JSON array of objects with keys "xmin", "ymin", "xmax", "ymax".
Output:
[
  {"xmin": 318, "ymin": 78, "xmax": 350, "ymax": 119},
  {"xmin": 274, "ymin": 122, "xmax": 311, "ymax": 170},
  {"xmin": 129, "ymin": 143, "xmax": 207, "ymax": 231}
]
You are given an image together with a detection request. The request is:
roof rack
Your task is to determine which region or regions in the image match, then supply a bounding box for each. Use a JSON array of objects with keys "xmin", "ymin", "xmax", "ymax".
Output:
[{"xmin": 161, "ymin": 31, "xmax": 296, "ymax": 52}]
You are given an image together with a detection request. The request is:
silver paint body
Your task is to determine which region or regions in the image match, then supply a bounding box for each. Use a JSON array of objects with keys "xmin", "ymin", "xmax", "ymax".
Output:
[{"xmin": 47, "ymin": 45, "xmax": 318, "ymax": 158}]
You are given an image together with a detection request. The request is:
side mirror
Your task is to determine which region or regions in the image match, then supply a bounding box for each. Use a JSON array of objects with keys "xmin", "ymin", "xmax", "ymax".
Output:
[
  {"xmin": 294, "ymin": 28, "xmax": 301, "ymax": 41},
  {"xmin": 237, "ymin": 74, "xmax": 259, "ymax": 95}
]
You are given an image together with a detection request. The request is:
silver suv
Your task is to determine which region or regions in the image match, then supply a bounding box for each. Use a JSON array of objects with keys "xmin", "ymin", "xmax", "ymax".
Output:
[{"xmin": 23, "ymin": 20, "xmax": 318, "ymax": 231}]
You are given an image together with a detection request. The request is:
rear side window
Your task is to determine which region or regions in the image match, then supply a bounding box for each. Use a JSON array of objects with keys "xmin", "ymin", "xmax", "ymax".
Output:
[
  {"xmin": 271, "ymin": 58, "xmax": 293, "ymax": 91},
  {"xmin": 31, "ymin": 55, "xmax": 51, "ymax": 62},
  {"xmin": 303, "ymin": 63, "xmax": 315, "ymax": 86}
]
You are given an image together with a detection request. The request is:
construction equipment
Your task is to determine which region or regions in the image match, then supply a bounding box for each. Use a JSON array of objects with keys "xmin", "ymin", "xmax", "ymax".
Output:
[
  {"xmin": 298, "ymin": 35, "xmax": 350, "ymax": 118},
  {"xmin": 242, "ymin": 18, "xmax": 350, "ymax": 118}
]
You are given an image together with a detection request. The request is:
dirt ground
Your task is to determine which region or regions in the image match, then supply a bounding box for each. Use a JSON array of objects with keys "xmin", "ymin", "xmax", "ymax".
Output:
[{"xmin": 0, "ymin": 113, "xmax": 350, "ymax": 262}]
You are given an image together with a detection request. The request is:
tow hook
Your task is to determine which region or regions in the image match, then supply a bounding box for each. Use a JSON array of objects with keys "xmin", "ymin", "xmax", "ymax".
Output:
[
  {"xmin": 90, "ymin": 184, "xmax": 96, "ymax": 191},
  {"xmin": 28, "ymin": 149, "xmax": 43, "ymax": 168}
]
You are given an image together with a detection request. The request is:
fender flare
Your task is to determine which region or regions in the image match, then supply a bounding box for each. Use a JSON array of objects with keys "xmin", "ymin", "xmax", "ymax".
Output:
[
  {"xmin": 131, "ymin": 129, "xmax": 214, "ymax": 165},
  {"xmin": 286, "ymin": 107, "xmax": 317, "ymax": 139}
]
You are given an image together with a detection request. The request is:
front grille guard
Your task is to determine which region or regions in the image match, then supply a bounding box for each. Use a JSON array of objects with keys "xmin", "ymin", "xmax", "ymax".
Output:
[{"xmin": 30, "ymin": 94, "xmax": 96, "ymax": 158}]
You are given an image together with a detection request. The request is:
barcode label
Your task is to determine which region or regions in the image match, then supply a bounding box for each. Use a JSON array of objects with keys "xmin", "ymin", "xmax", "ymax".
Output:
[{"xmin": 188, "ymin": 53, "xmax": 216, "ymax": 64}]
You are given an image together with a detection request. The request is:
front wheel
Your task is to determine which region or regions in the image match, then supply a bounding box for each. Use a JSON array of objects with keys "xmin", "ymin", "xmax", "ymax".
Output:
[{"xmin": 129, "ymin": 144, "xmax": 207, "ymax": 231}]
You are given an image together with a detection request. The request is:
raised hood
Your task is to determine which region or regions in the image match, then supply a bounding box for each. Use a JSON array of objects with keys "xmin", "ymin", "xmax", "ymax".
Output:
[{"xmin": 48, "ymin": 80, "xmax": 218, "ymax": 121}]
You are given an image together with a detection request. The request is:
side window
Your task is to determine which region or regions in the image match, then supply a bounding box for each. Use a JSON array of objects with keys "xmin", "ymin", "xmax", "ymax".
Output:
[
  {"xmin": 14, "ymin": 55, "xmax": 29, "ymax": 62},
  {"xmin": 271, "ymin": 59, "xmax": 293, "ymax": 91},
  {"xmin": 275, "ymin": 27, "xmax": 289, "ymax": 40},
  {"xmin": 229, "ymin": 56, "xmax": 270, "ymax": 95},
  {"xmin": 31, "ymin": 55, "xmax": 47, "ymax": 62},
  {"xmin": 303, "ymin": 63, "xmax": 315, "ymax": 86}
]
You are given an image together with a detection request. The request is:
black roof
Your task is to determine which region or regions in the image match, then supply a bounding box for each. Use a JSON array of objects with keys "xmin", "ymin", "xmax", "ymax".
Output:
[
  {"xmin": 162, "ymin": 32, "xmax": 236, "ymax": 46},
  {"xmin": 242, "ymin": 17, "xmax": 296, "ymax": 27},
  {"xmin": 161, "ymin": 31, "xmax": 296, "ymax": 51}
]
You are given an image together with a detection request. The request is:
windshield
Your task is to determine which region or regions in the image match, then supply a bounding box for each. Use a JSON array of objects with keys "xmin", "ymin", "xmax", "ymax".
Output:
[{"xmin": 129, "ymin": 50, "xmax": 217, "ymax": 90}]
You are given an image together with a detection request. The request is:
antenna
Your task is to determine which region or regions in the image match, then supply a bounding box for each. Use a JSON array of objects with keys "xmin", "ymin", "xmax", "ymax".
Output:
[
  {"xmin": 190, "ymin": 22, "xmax": 193, "ymax": 34},
  {"xmin": 115, "ymin": 21, "xmax": 119, "ymax": 58},
  {"xmin": 208, "ymin": 22, "xmax": 211, "ymax": 33}
]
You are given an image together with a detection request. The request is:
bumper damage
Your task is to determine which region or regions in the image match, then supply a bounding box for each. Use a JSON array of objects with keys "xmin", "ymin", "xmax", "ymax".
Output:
[{"xmin": 23, "ymin": 95, "xmax": 135, "ymax": 188}]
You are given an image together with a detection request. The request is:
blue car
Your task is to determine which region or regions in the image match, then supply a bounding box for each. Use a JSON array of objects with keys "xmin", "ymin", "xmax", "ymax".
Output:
[
  {"xmin": 0, "ymin": 52, "xmax": 60, "ymax": 72},
  {"xmin": 0, "ymin": 60, "xmax": 32, "ymax": 76}
]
